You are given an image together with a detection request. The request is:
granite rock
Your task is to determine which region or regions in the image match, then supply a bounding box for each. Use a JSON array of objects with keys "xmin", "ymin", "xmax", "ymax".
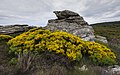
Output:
[
  {"xmin": 45, "ymin": 10, "xmax": 95, "ymax": 41},
  {"xmin": 95, "ymin": 35, "xmax": 108, "ymax": 43}
]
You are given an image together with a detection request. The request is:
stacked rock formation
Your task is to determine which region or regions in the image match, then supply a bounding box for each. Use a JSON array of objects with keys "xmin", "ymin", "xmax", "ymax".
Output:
[{"xmin": 45, "ymin": 10, "xmax": 95, "ymax": 41}]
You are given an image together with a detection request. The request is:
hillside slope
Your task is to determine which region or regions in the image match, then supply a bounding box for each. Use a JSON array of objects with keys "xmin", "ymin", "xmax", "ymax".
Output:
[
  {"xmin": 91, "ymin": 21, "xmax": 120, "ymax": 64},
  {"xmin": 91, "ymin": 21, "xmax": 120, "ymax": 40}
]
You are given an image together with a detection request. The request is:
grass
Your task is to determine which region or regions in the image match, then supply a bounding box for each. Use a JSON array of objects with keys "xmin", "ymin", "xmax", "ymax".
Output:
[
  {"xmin": 0, "ymin": 41, "xmax": 10, "ymax": 64},
  {"xmin": 92, "ymin": 23, "xmax": 120, "ymax": 41}
]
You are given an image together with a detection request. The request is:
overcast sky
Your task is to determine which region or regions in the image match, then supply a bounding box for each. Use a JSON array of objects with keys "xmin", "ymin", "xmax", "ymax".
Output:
[{"xmin": 0, "ymin": 0, "xmax": 120, "ymax": 26}]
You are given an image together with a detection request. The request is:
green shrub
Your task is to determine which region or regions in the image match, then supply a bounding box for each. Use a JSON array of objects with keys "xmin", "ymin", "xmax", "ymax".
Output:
[
  {"xmin": 9, "ymin": 58, "xmax": 18, "ymax": 65},
  {"xmin": 7, "ymin": 28, "xmax": 116, "ymax": 65},
  {"xmin": 0, "ymin": 34, "xmax": 13, "ymax": 41}
]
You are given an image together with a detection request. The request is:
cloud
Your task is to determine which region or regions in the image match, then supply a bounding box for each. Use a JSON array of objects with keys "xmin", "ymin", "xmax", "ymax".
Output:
[{"xmin": 0, "ymin": 0, "xmax": 120, "ymax": 26}]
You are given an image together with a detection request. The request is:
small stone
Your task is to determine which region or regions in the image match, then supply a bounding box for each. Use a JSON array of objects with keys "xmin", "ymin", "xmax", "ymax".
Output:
[
  {"xmin": 108, "ymin": 65, "xmax": 120, "ymax": 75},
  {"xmin": 79, "ymin": 65, "xmax": 88, "ymax": 71}
]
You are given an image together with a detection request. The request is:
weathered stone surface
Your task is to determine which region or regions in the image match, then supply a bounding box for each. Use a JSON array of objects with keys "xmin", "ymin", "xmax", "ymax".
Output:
[
  {"xmin": 45, "ymin": 10, "xmax": 95, "ymax": 41},
  {"xmin": 54, "ymin": 10, "xmax": 79, "ymax": 19},
  {"xmin": 78, "ymin": 65, "xmax": 88, "ymax": 71},
  {"xmin": 95, "ymin": 35, "xmax": 108, "ymax": 43},
  {"xmin": 0, "ymin": 24, "xmax": 36, "ymax": 34},
  {"xmin": 107, "ymin": 65, "xmax": 120, "ymax": 75}
]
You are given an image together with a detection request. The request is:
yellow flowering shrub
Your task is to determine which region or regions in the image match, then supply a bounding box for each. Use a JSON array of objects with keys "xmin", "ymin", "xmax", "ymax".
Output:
[
  {"xmin": 0, "ymin": 34, "xmax": 13, "ymax": 41},
  {"xmin": 34, "ymin": 31, "xmax": 84, "ymax": 60},
  {"xmin": 8, "ymin": 28, "xmax": 83, "ymax": 61},
  {"xmin": 7, "ymin": 28, "xmax": 116, "ymax": 65},
  {"xmin": 83, "ymin": 42, "xmax": 117, "ymax": 65}
]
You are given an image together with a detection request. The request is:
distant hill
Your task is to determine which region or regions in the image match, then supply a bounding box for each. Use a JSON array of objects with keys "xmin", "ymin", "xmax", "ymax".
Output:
[
  {"xmin": 91, "ymin": 21, "xmax": 120, "ymax": 40},
  {"xmin": 91, "ymin": 21, "xmax": 120, "ymax": 65},
  {"xmin": 91, "ymin": 21, "xmax": 120, "ymax": 26}
]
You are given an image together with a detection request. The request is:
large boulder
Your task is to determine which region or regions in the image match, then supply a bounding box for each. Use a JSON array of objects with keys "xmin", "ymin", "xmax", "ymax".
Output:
[{"xmin": 45, "ymin": 10, "xmax": 95, "ymax": 41}]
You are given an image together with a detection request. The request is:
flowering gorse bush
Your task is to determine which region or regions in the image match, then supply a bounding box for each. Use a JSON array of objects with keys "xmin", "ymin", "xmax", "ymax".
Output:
[
  {"xmin": 0, "ymin": 34, "xmax": 13, "ymax": 41},
  {"xmin": 7, "ymin": 28, "xmax": 117, "ymax": 65},
  {"xmin": 83, "ymin": 42, "xmax": 116, "ymax": 65}
]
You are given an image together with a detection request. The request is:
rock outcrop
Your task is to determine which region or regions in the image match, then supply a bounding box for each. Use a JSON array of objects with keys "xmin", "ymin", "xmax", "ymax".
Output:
[
  {"xmin": 0, "ymin": 24, "xmax": 36, "ymax": 34},
  {"xmin": 95, "ymin": 35, "xmax": 108, "ymax": 43},
  {"xmin": 45, "ymin": 10, "xmax": 95, "ymax": 41}
]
